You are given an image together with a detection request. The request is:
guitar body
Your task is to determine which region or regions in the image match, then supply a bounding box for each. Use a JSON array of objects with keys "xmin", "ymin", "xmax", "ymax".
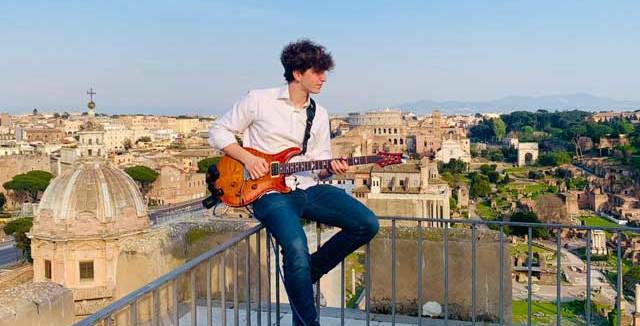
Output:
[{"xmin": 216, "ymin": 147, "xmax": 301, "ymax": 207}]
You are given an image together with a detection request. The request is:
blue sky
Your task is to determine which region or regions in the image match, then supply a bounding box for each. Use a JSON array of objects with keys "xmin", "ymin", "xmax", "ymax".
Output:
[{"xmin": 1, "ymin": 1, "xmax": 639, "ymax": 115}]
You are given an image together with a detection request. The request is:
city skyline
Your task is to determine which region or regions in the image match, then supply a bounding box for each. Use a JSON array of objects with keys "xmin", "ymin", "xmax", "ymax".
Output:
[{"xmin": 1, "ymin": 1, "xmax": 639, "ymax": 115}]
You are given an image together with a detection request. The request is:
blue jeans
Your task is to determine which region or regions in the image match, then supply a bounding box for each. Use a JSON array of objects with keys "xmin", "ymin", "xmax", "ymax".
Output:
[{"xmin": 252, "ymin": 184, "xmax": 379, "ymax": 326}]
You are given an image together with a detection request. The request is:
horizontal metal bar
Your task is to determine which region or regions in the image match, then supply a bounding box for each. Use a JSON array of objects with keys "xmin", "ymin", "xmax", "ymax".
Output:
[{"xmin": 375, "ymin": 216, "xmax": 640, "ymax": 232}]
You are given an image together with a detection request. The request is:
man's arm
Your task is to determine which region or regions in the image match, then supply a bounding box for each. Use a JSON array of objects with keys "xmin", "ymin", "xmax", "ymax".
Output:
[{"xmin": 208, "ymin": 91, "xmax": 269, "ymax": 179}]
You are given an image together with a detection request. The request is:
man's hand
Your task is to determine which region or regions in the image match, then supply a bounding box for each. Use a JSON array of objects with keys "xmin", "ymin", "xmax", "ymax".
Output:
[
  {"xmin": 243, "ymin": 155, "xmax": 269, "ymax": 179},
  {"xmin": 329, "ymin": 158, "xmax": 349, "ymax": 175}
]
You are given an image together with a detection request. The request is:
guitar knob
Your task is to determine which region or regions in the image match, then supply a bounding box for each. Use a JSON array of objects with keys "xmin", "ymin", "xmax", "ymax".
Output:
[
  {"xmin": 231, "ymin": 181, "xmax": 237, "ymax": 187},
  {"xmin": 251, "ymin": 184, "xmax": 258, "ymax": 190}
]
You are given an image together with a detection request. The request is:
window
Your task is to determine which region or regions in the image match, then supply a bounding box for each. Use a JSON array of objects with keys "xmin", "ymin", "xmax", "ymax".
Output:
[
  {"xmin": 79, "ymin": 261, "xmax": 94, "ymax": 280},
  {"xmin": 399, "ymin": 180, "xmax": 404, "ymax": 186},
  {"xmin": 44, "ymin": 260, "xmax": 51, "ymax": 279}
]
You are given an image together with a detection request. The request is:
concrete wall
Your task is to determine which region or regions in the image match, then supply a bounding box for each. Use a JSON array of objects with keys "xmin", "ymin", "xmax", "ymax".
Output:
[
  {"xmin": 0, "ymin": 282, "xmax": 74, "ymax": 326},
  {"xmin": 369, "ymin": 227, "xmax": 512, "ymax": 323}
]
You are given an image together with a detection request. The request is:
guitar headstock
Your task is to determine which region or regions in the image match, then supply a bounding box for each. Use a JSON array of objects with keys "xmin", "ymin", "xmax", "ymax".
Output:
[{"xmin": 375, "ymin": 152, "xmax": 403, "ymax": 167}]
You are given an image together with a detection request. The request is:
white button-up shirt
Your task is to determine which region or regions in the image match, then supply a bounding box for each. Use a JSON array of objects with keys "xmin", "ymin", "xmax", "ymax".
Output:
[{"xmin": 209, "ymin": 86, "xmax": 332, "ymax": 190}]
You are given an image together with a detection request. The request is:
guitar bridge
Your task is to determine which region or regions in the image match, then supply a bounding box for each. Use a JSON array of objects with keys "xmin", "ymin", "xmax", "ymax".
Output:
[{"xmin": 270, "ymin": 162, "xmax": 280, "ymax": 177}]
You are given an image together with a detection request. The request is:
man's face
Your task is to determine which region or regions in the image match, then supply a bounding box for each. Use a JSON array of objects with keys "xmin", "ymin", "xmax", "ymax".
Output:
[{"xmin": 296, "ymin": 68, "xmax": 327, "ymax": 94}]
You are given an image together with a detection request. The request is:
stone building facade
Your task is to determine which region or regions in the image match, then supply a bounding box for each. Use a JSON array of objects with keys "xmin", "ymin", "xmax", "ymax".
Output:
[
  {"xmin": 147, "ymin": 164, "xmax": 207, "ymax": 206},
  {"xmin": 339, "ymin": 109, "xmax": 470, "ymax": 161},
  {"xmin": 350, "ymin": 158, "xmax": 450, "ymax": 227}
]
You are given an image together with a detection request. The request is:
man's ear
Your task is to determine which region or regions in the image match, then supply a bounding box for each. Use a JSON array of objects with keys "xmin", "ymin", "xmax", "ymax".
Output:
[{"xmin": 292, "ymin": 70, "xmax": 303, "ymax": 82}]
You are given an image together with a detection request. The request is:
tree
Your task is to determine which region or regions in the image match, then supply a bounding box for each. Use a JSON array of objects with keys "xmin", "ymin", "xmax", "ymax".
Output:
[
  {"xmin": 508, "ymin": 211, "xmax": 549, "ymax": 239},
  {"xmin": 469, "ymin": 173, "xmax": 491, "ymax": 198},
  {"xmin": 125, "ymin": 165, "xmax": 160, "ymax": 195},
  {"xmin": 613, "ymin": 118, "xmax": 635, "ymax": 135},
  {"xmin": 502, "ymin": 173, "xmax": 511, "ymax": 184},
  {"xmin": 123, "ymin": 138, "xmax": 132, "ymax": 150},
  {"xmin": 491, "ymin": 118, "xmax": 507, "ymax": 142},
  {"xmin": 3, "ymin": 217, "xmax": 33, "ymax": 261},
  {"xmin": 538, "ymin": 151, "xmax": 572, "ymax": 166},
  {"xmin": 439, "ymin": 159, "xmax": 468, "ymax": 174},
  {"xmin": 0, "ymin": 192, "xmax": 5, "ymax": 211},
  {"xmin": 136, "ymin": 136, "xmax": 152, "ymax": 143},
  {"xmin": 197, "ymin": 157, "xmax": 222, "ymax": 173},
  {"xmin": 3, "ymin": 170, "xmax": 54, "ymax": 202}
]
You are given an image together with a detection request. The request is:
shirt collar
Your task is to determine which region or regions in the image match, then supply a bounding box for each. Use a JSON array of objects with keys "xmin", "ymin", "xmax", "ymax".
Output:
[{"xmin": 277, "ymin": 85, "xmax": 311, "ymax": 110}]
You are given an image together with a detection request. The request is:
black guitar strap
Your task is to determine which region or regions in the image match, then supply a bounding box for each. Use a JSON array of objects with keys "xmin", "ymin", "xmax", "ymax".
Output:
[{"xmin": 300, "ymin": 98, "xmax": 316, "ymax": 155}]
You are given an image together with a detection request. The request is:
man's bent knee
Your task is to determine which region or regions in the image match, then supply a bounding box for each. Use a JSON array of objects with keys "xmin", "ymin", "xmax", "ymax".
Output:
[{"xmin": 357, "ymin": 210, "xmax": 379, "ymax": 241}]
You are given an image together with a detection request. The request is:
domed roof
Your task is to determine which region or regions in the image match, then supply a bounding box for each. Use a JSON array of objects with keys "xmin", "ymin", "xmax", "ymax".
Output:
[{"xmin": 38, "ymin": 161, "xmax": 147, "ymax": 222}]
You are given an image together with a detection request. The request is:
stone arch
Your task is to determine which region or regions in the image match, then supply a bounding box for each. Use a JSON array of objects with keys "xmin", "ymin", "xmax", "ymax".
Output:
[
  {"xmin": 525, "ymin": 153, "xmax": 533, "ymax": 164},
  {"xmin": 517, "ymin": 143, "xmax": 539, "ymax": 166}
]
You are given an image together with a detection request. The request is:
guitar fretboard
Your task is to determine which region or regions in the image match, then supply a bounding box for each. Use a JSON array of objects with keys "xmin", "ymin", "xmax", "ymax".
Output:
[{"xmin": 278, "ymin": 155, "xmax": 380, "ymax": 175}]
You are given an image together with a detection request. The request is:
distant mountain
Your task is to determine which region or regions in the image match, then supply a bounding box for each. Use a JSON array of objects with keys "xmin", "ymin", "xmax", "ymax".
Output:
[{"xmin": 397, "ymin": 93, "xmax": 640, "ymax": 115}]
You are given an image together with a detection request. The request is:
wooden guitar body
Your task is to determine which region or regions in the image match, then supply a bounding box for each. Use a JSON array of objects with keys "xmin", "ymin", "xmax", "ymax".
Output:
[{"xmin": 216, "ymin": 147, "xmax": 301, "ymax": 207}]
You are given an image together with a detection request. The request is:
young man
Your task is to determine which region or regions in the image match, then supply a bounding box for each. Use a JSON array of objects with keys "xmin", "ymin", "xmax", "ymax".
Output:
[{"xmin": 209, "ymin": 39, "xmax": 379, "ymax": 326}]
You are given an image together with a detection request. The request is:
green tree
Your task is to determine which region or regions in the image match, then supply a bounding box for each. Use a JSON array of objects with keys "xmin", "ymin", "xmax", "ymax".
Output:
[
  {"xmin": 3, "ymin": 170, "xmax": 54, "ymax": 202},
  {"xmin": 0, "ymin": 192, "xmax": 5, "ymax": 211},
  {"xmin": 508, "ymin": 211, "xmax": 549, "ymax": 239},
  {"xmin": 491, "ymin": 118, "xmax": 507, "ymax": 141},
  {"xmin": 553, "ymin": 151, "xmax": 572, "ymax": 165},
  {"xmin": 439, "ymin": 159, "xmax": 468, "ymax": 174},
  {"xmin": 469, "ymin": 173, "xmax": 492, "ymax": 198},
  {"xmin": 3, "ymin": 217, "xmax": 33, "ymax": 261},
  {"xmin": 613, "ymin": 118, "xmax": 635, "ymax": 135},
  {"xmin": 449, "ymin": 196, "xmax": 457, "ymax": 210},
  {"xmin": 502, "ymin": 173, "xmax": 511, "ymax": 184},
  {"xmin": 197, "ymin": 157, "xmax": 222, "ymax": 173},
  {"xmin": 125, "ymin": 166, "xmax": 160, "ymax": 195}
]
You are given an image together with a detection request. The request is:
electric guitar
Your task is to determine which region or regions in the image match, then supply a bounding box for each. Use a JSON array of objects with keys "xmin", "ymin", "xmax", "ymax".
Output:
[{"xmin": 215, "ymin": 147, "xmax": 403, "ymax": 207}]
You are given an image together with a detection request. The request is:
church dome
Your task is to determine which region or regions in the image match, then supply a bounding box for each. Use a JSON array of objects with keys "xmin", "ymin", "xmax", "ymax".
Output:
[{"xmin": 34, "ymin": 161, "xmax": 149, "ymax": 239}]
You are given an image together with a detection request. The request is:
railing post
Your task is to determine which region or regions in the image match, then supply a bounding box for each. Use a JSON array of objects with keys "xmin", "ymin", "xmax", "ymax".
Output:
[
  {"xmin": 556, "ymin": 228, "xmax": 561, "ymax": 326},
  {"xmin": 365, "ymin": 242, "xmax": 371, "ymax": 326},
  {"xmin": 586, "ymin": 229, "xmax": 592, "ymax": 325},
  {"xmin": 499, "ymin": 225, "xmax": 504, "ymax": 326},
  {"xmin": 417, "ymin": 220, "xmax": 423, "ymax": 326},
  {"xmin": 444, "ymin": 220, "xmax": 449, "ymax": 324},
  {"xmin": 257, "ymin": 231, "xmax": 262, "ymax": 326},
  {"xmin": 207, "ymin": 258, "xmax": 212, "ymax": 326},
  {"xmin": 471, "ymin": 222, "xmax": 477, "ymax": 325},
  {"xmin": 527, "ymin": 227, "xmax": 533, "ymax": 326},
  {"xmin": 391, "ymin": 219, "xmax": 397, "ymax": 325}
]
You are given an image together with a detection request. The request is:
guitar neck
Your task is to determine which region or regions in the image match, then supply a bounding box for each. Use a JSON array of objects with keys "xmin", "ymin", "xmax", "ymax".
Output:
[{"xmin": 279, "ymin": 155, "xmax": 380, "ymax": 175}]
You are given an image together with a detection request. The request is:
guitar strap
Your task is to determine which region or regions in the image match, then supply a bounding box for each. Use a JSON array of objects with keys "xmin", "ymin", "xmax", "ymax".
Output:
[{"xmin": 300, "ymin": 98, "xmax": 316, "ymax": 155}]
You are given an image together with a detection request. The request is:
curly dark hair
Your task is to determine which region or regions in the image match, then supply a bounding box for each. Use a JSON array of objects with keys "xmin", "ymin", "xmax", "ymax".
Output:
[{"xmin": 280, "ymin": 39, "xmax": 334, "ymax": 83}]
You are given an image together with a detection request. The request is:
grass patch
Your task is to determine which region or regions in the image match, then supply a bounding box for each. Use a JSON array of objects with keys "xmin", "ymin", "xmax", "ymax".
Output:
[
  {"xmin": 511, "ymin": 242, "xmax": 555, "ymax": 258},
  {"xmin": 476, "ymin": 200, "xmax": 497, "ymax": 220},
  {"xmin": 512, "ymin": 300, "xmax": 608, "ymax": 325},
  {"xmin": 185, "ymin": 228, "xmax": 214, "ymax": 245}
]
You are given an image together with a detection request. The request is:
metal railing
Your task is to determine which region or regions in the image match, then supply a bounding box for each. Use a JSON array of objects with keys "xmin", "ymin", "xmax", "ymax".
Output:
[{"xmin": 76, "ymin": 216, "xmax": 640, "ymax": 326}]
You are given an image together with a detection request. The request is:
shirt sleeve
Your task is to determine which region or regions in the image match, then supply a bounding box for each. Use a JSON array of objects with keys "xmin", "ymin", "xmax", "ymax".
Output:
[{"xmin": 208, "ymin": 92, "xmax": 256, "ymax": 150}]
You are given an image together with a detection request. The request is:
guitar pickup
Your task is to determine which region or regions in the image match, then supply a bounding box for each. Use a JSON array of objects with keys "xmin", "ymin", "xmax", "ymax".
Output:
[{"xmin": 270, "ymin": 162, "xmax": 280, "ymax": 177}]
